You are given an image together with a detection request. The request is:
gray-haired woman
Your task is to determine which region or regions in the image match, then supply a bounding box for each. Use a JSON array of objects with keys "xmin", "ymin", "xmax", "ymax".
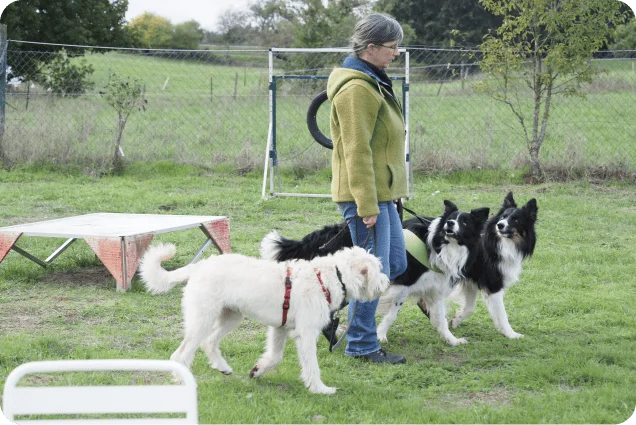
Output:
[{"xmin": 327, "ymin": 13, "xmax": 407, "ymax": 364}]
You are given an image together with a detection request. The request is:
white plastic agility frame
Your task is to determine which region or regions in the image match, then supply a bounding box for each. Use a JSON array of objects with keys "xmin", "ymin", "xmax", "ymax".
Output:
[
  {"xmin": 3, "ymin": 359, "xmax": 198, "ymax": 424},
  {"xmin": 262, "ymin": 47, "xmax": 413, "ymax": 200}
]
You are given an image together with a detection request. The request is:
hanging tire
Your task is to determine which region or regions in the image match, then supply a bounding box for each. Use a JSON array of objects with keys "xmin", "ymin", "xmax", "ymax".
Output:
[{"xmin": 306, "ymin": 90, "xmax": 333, "ymax": 149}]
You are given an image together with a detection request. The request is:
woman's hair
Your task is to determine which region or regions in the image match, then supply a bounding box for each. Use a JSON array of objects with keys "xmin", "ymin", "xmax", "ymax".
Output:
[{"xmin": 350, "ymin": 13, "xmax": 404, "ymax": 57}]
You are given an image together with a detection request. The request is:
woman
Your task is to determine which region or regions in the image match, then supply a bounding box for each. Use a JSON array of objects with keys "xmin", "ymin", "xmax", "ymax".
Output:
[{"xmin": 327, "ymin": 13, "xmax": 407, "ymax": 364}]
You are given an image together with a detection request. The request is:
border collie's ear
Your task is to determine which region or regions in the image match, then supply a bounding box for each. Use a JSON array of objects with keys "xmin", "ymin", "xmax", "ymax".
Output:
[
  {"xmin": 523, "ymin": 198, "xmax": 538, "ymax": 222},
  {"xmin": 503, "ymin": 192, "xmax": 516, "ymax": 209},
  {"xmin": 471, "ymin": 207, "xmax": 490, "ymax": 225},
  {"xmin": 443, "ymin": 200, "xmax": 458, "ymax": 214}
]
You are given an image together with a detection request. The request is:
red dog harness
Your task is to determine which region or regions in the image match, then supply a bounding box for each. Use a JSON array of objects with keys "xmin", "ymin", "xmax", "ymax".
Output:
[
  {"xmin": 281, "ymin": 268, "xmax": 332, "ymax": 326},
  {"xmin": 281, "ymin": 268, "xmax": 293, "ymax": 326}
]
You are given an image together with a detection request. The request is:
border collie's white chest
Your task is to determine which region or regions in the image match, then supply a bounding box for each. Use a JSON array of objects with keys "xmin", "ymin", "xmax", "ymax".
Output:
[{"xmin": 498, "ymin": 238, "xmax": 523, "ymax": 288}]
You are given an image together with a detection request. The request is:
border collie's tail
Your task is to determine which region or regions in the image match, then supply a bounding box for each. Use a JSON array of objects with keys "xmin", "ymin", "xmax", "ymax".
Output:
[
  {"xmin": 139, "ymin": 243, "xmax": 195, "ymax": 294},
  {"xmin": 260, "ymin": 223, "xmax": 352, "ymax": 262}
]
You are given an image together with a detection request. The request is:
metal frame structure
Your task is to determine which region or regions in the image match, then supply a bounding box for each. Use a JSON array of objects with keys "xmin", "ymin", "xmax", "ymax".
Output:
[{"xmin": 262, "ymin": 47, "xmax": 412, "ymax": 200}]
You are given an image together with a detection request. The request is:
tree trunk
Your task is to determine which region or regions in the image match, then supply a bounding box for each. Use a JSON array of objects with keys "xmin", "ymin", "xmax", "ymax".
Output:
[
  {"xmin": 530, "ymin": 49, "xmax": 544, "ymax": 183},
  {"xmin": 529, "ymin": 145, "xmax": 543, "ymax": 183},
  {"xmin": 112, "ymin": 116, "xmax": 126, "ymax": 175}
]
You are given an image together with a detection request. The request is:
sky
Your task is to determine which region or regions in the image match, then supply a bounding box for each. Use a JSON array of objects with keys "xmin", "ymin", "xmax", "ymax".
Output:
[{"xmin": 125, "ymin": 0, "xmax": 253, "ymax": 32}]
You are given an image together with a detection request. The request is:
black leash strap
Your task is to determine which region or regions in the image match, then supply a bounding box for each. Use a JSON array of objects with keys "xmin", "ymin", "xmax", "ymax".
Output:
[
  {"xmin": 319, "ymin": 218, "xmax": 352, "ymax": 251},
  {"xmin": 402, "ymin": 204, "xmax": 432, "ymax": 227},
  {"xmin": 329, "ymin": 216, "xmax": 376, "ymax": 352},
  {"xmin": 395, "ymin": 199, "xmax": 404, "ymax": 221}
]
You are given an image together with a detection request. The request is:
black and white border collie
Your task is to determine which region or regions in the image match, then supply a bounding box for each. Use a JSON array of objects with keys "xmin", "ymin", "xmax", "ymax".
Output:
[
  {"xmin": 450, "ymin": 192, "xmax": 538, "ymax": 338},
  {"xmin": 261, "ymin": 200, "xmax": 489, "ymax": 346}
]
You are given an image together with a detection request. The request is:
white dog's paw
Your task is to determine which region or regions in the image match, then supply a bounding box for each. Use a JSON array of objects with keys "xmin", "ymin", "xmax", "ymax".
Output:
[
  {"xmin": 310, "ymin": 384, "xmax": 337, "ymax": 394},
  {"xmin": 211, "ymin": 360, "xmax": 233, "ymax": 375},
  {"xmin": 377, "ymin": 333, "xmax": 388, "ymax": 343},
  {"xmin": 216, "ymin": 366, "xmax": 233, "ymax": 375},
  {"xmin": 504, "ymin": 331, "xmax": 524, "ymax": 339},
  {"xmin": 450, "ymin": 315, "xmax": 464, "ymax": 329},
  {"xmin": 448, "ymin": 337, "xmax": 468, "ymax": 346},
  {"xmin": 249, "ymin": 364, "xmax": 265, "ymax": 378}
]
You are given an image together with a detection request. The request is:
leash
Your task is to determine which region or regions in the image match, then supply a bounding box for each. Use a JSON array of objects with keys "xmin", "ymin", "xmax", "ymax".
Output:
[
  {"xmin": 401, "ymin": 204, "xmax": 432, "ymax": 227},
  {"xmin": 318, "ymin": 218, "xmax": 352, "ymax": 251},
  {"xmin": 329, "ymin": 217, "xmax": 376, "ymax": 352}
]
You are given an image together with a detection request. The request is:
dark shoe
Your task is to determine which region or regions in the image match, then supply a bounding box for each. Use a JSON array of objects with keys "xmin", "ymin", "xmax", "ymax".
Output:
[{"xmin": 355, "ymin": 349, "xmax": 405, "ymax": 364}]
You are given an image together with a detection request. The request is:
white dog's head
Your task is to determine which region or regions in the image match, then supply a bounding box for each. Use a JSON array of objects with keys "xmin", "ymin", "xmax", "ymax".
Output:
[{"xmin": 333, "ymin": 246, "xmax": 390, "ymax": 302}]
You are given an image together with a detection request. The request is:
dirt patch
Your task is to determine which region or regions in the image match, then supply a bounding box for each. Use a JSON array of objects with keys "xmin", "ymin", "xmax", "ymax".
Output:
[
  {"xmin": 436, "ymin": 351, "xmax": 465, "ymax": 368},
  {"xmin": 40, "ymin": 266, "xmax": 115, "ymax": 288},
  {"xmin": 426, "ymin": 387, "xmax": 513, "ymax": 408},
  {"xmin": 2, "ymin": 314, "xmax": 40, "ymax": 333}
]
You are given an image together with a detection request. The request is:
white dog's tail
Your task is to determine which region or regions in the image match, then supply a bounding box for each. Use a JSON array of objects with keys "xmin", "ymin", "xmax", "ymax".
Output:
[{"xmin": 139, "ymin": 243, "xmax": 195, "ymax": 294}]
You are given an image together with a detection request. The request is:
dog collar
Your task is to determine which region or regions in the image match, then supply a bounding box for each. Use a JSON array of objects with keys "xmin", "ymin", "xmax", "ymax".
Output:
[{"xmin": 403, "ymin": 229, "xmax": 443, "ymax": 274}]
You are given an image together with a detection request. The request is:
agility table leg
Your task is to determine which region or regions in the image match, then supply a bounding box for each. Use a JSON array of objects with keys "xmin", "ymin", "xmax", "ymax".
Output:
[
  {"xmin": 84, "ymin": 234, "xmax": 154, "ymax": 291},
  {"xmin": 200, "ymin": 218, "xmax": 231, "ymax": 254},
  {"xmin": 0, "ymin": 232, "xmax": 22, "ymax": 263}
]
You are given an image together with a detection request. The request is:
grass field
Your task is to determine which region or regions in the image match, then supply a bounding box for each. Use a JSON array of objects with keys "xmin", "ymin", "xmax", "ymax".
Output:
[
  {"xmin": 0, "ymin": 163, "xmax": 634, "ymax": 423},
  {"xmin": 3, "ymin": 50, "xmax": 636, "ymax": 175}
]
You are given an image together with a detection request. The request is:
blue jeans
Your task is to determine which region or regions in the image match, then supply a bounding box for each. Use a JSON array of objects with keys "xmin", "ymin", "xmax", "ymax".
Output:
[{"xmin": 337, "ymin": 201, "xmax": 407, "ymax": 356}]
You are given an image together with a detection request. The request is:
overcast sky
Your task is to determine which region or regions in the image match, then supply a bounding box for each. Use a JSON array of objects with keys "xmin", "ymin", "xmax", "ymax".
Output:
[{"xmin": 125, "ymin": 0, "xmax": 253, "ymax": 32}]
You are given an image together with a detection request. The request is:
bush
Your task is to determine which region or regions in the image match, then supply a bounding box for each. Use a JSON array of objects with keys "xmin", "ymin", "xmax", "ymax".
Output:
[{"xmin": 38, "ymin": 50, "xmax": 95, "ymax": 96}]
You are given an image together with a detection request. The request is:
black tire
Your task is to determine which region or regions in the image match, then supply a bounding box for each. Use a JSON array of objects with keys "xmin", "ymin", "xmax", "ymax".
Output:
[{"xmin": 306, "ymin": 90, "xmax": 333, "ymax": 149}]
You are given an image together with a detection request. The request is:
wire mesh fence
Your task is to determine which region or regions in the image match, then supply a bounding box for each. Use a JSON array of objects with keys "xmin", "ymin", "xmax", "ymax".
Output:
[{"xmin": 2, "ymin": 41, "xmax": 635, "ymax": 176}]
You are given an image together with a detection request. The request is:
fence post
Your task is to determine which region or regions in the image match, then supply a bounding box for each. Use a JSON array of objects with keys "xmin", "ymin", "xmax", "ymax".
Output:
[{"xmin": 0, "ymin": 24, "xmax": 8, "ymax": 168}]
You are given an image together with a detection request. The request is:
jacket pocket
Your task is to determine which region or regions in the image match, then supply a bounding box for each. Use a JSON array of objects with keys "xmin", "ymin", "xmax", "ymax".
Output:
[{"xmin": 387, "ymin": 163, "xmax": 406, "ymax": 192}]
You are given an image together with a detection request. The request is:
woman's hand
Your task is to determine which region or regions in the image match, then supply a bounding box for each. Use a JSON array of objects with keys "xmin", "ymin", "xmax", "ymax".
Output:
[{"xmin": 362, "ymin": 215, "xmax": 377, "ymax": 228}]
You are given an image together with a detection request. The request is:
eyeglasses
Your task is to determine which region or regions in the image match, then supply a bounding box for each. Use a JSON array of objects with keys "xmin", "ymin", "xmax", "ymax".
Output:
[{"xmin": 377, "ymin": 44, "xmax": 399, "ymax": 51}]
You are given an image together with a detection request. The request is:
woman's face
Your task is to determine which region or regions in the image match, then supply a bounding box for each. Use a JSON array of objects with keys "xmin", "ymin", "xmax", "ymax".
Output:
[{"xmin": 365, "ymin": 40, "xmax": 400, "ymax": 69}]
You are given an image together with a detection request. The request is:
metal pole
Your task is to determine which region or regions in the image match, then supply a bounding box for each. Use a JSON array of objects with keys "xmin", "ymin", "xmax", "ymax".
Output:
[
  {"xmin": 0, "ymin": 25, "xmax": 7, "ymax": 167},
  {"xmin": 404, "ymin": 51, "xmax": 413, "ymax": 199},
  {"xmin": 266, "ymin": 48, "xmax": 274, "ymax": 197}
]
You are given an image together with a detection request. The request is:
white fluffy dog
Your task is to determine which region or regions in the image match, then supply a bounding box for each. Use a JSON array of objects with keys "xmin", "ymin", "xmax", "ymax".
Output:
[{"xmin": 139, "ymin": 243, "xmax": 389, "ymax": 394}]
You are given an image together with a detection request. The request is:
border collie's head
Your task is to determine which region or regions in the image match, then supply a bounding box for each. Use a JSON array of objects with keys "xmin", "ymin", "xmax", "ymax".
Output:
[
  {"xmin": 495, "ymin": 192, "xmax": 538, "ymax": 241},
  {"xmin": 442, "ymin": 200, "xmax": 489, "ymax": 245}
]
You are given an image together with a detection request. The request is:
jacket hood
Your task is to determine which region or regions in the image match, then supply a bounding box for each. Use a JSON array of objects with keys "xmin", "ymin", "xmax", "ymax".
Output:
[
  {"xmin": 327, "ymin": 56, "xmax": 389, "ymax": 100},
  {"xmin": 327, "ymin": 68, "xmax": 375, "ymax": 100}
]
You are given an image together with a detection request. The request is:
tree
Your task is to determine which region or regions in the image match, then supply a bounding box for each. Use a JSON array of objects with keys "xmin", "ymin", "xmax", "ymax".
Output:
[
  {"xmin": 217, "ymin": 8, "xmax": 253, "ymax": 46},
  {"xmin": 250, "ymin": 0, "xmax": 292, "ymax": 32},
  {"xmin": 172, "ymin": 20, "xmax": 204, "ymax": 49},
  {"xmin": 1, "ymin": 0, "xmax": 131, "ymax": 78},
  {"xmin": 610, "ymin": 18, "xmax": 636, "ymax": 52},
  {"xmin": 103, "ymin": 72, "xmax": 146, "ymax": 174},
  {"xmin": 286, "ymin": 0, "xmax": 372, "ymax": 48},
  {"xmin": 128, "ymin": 13, "xmax": 173, "ymax": 48},
  {"xmin": 374, "ymin": 0, "xmax": 502, "ymax": 46},
  {"xmin": 477, "ymin": 0, "xmax": 627, "ymax": 182}
]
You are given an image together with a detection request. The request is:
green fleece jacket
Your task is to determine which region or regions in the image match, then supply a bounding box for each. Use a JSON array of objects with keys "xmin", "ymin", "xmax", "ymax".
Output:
[{"xmin": 327, "ymin": 67, "xmax": 407, "ymax": 217}]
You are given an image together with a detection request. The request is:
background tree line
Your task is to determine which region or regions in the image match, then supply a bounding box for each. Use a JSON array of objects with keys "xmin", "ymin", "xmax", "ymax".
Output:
[
  {"xmin": 0, "ymin": 0, "xmax": 634, "ymax": 178},
  {"xmin": 2, "ymin": 0, "xmax": 634, "ymax": 55}
]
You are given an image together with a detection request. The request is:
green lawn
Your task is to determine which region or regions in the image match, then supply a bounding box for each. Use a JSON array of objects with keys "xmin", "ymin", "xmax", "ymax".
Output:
[{"xmin": 0, "ymin": 163, "xmax": 634, "ymax": 423}]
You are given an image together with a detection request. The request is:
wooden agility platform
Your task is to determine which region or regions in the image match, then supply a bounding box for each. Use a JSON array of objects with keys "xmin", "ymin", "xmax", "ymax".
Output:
[{"xmin": 0, "ymin": 213, "xmax": 230, "ymax": 291}]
